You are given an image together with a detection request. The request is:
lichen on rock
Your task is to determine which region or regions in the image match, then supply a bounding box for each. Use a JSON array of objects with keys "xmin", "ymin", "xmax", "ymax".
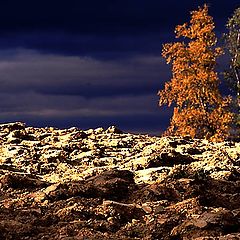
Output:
[{"xmin": 0, "ymin": 122, "xmax": 239, "ymax": 239}]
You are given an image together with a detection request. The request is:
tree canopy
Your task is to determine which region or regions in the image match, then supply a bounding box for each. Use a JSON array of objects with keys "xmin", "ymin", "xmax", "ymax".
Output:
[{"xmin": 158, "ymin": 4, "xmax": 233, "ymax": 141}]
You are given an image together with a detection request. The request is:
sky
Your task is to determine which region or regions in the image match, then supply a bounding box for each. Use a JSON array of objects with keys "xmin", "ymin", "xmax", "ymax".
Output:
[{"xmin": 0, "ymin": 0, "xmax": 239, "ymax": 135}]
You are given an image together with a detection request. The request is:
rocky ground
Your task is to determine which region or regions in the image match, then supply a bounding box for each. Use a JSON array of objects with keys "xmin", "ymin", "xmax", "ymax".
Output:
[{"xmin": 0, "ymin": 122, "xmax": 239, "ymax": 240}]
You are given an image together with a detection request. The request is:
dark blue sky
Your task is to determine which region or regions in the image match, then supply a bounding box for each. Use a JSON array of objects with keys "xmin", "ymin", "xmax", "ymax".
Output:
[{"xmin": 0, "ymin": 0, "xmax": 239, "ymax": 134}]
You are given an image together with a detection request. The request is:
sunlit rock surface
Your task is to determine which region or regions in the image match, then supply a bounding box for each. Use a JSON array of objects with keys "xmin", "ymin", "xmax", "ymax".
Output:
[{"xmin": 0, "ymin": 122, "xmax": 239, "ymax": 239}]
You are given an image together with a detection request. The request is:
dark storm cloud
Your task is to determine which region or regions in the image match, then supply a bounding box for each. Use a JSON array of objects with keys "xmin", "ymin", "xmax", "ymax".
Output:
[
  {"xmin": 0, "ymin": 49, "xmax": 171, "ymax": 134},
  {"xmin": 0, "ymin": 1, "xmax": 190, "ymax": 33},
  {"xmin": 0, "ymin": 0, "xmax": 238, "ymax": 134},
  {"xmin": 0, "ymin": 0, "xmax": 238, "ymax": 58},
  {"xmin": 0, "ymin": 0, "xmax": 238, "ymax": 33},
  {"xmin": 0, "ymin": 49, "xmax": 169, "ymax": 97},
  {"xmin": 0, "ymin": 32, "xmax": 172, "ymax": 59}
]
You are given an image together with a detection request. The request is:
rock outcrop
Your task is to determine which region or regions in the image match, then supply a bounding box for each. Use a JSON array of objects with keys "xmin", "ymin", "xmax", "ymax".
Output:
[{"xmin": 0, "ymin": 122, "xmax": 239, "ymax": 239}]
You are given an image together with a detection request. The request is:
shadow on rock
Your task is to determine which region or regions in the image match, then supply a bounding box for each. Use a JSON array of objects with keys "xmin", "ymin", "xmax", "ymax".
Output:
[{"xmin": 46, "ymin": 169, "xmax": 135, "ymax": 202}]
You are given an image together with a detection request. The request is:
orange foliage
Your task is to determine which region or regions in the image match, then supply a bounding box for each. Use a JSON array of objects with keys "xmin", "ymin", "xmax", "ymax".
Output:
[{"xmin": 158, "ymin": 5, "xmax": 233, "ymax": 141}]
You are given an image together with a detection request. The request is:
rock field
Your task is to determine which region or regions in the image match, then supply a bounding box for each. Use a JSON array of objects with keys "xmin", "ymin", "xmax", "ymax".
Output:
[{"xmin": 0, "ymin": 122, "xmax": 239, "ymax": 239}]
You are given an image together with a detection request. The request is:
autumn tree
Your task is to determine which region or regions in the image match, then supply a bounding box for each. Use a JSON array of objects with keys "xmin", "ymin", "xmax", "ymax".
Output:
[
  {"xmin": 223, "ymin": 7, "xmax": 240, "ymax": 129},
  {"xmin": 158, "ymin": 4, "xmax": 233, "ymax": 141}
]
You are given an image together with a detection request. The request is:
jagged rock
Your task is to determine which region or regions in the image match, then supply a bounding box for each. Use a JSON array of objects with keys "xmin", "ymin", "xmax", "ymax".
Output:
[
  {"xmin": 106, "ymin": 126, "xmax": 123, "ymax": 134},
  {"xmin": 0, "ymin": 173, "xmax": 47, "ymax": 190},
  {"xmin": 0, "ymin": 122, "xmax": 239, "ymax": 239},
  {"xmin": 171, "ymin": 208, "xmax": 239, "ymax": 239},
  {"xmin": 0, "ymin": 122, "xmax": 26, "ymax": 131},
  {"xmin": 85, "ymin": 169, "xmax": 135, "ymax": 199}
]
